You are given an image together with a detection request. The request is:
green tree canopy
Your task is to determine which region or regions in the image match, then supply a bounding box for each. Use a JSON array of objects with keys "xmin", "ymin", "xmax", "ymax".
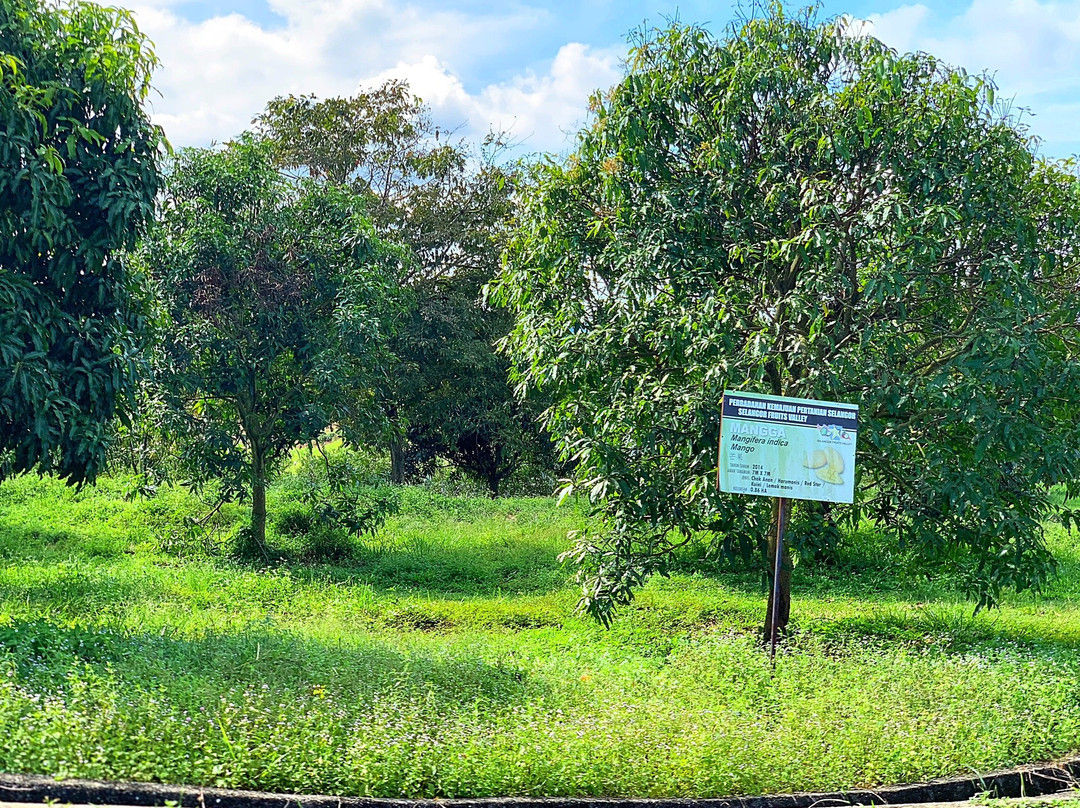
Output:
[
  {"xmin": 141, "ymin": 138, "xmax": 405, "ymax": 549},
  {"xmin": 255, "ymin": 85, "xmax": 550, "ymax": 492},
  {"xmin": 492, "ymin": 9, "xmax": 1080, "ymax": 627},
  {"xmin": 0, "ymin": 0, "xmax": 163, "ymax": 484},
  {"xmin": 398, "ymin": 272, "xmax": 554, "ymax": 497}
]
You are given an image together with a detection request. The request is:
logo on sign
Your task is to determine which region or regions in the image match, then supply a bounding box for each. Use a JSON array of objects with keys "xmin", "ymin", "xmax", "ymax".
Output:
[{"xmin": 818, "ymin": 424, "xmax": 853, "ymax": 443}]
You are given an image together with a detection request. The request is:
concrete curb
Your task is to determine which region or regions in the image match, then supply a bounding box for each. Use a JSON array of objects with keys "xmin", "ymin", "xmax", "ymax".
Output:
[{"xmin": 0, "ymin": 758, "xmax": 1076, "ymax": 808}]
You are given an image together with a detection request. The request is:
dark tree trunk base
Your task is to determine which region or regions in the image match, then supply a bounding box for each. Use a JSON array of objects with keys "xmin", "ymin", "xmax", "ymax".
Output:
[{"xmin": 762, "ymin": 498, "xmax": 792, "ymax": 645}]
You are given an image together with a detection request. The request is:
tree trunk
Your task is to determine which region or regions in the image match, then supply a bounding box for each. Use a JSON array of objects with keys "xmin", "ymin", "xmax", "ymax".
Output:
[
  {"xmin": 763, "ymin": 498, "xmax": 792, "ymax": 643},
  {"xmin": 487, "ymin": 445, "xmax": 505, "ymax": 498},
  {"xmin": 389, "ymin": 436, "xmax": 406, "ymax": 484},
  {"xmin": 251, "ymin": 447, "xmax": 268, "ymax": 553}
]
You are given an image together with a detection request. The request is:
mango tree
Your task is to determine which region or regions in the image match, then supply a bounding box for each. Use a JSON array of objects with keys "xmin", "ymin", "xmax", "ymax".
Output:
[
  {"xmin": 0, "ymin": 0, "xmax": 163, "ymax": 484},
  {"xmin": 491, "ymin": 9, "xmax": 1080, "ymax": 630},
  {"xmin": 142, "ymin": 139, "xmax": 405, "ymax": 551}
]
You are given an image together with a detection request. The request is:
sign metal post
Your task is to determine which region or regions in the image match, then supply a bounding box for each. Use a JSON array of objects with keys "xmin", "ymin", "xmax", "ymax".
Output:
[
  {"xmin": 717, "ymin": 390, "xmax": 858, "ymax": 657},
  {"xmin": 769, "ymin": 497, "xmax": 788, "ymax": 661}
]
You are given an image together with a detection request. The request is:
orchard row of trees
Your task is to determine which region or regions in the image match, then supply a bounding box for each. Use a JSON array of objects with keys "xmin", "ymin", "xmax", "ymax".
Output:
[
  {"xmin": 127, "ymin": 93, "xmax": 557, "ymax": 550},
  {"xmin": 4, "ymin": 0, "xmax": 1080, "ymax": 625},
  {"xmin": 1, "ymin": 0, "xmax": 554, "ymax": 555}
]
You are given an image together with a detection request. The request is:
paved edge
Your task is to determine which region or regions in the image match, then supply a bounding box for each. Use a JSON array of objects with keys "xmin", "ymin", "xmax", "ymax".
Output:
[{"xmin": 0, "ymin": 758, "xmax": 1076, "ymax": 808}]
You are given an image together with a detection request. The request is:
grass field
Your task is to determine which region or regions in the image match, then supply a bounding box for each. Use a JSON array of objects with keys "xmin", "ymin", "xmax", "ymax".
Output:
[{"xmin": 0, "ymin": 470, "xmax": 1078, "ymax": 799}]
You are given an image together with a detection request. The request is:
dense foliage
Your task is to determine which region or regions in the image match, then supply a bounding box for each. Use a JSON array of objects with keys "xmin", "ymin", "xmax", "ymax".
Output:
[
  {"xmin": 255, "ymin": 86, "xmax": 551, "ymax": 493},
  {"xmin": 492, "ymin": 10, "xmax": 1080, "ymax": 624},
  {"xmin": 398, "ymin": 271, "xmax": 554, "ymax": 497},
  {"xmin": 140, "ymin": 139, "xmax": 405, "ymax": 548},
  {"xmin": 0, "ymin": 0, "xmax": 163, "ymax": 484},
  {"xmin": 276, "ymin": 443, "xmax": 402, "ymax": 557}
]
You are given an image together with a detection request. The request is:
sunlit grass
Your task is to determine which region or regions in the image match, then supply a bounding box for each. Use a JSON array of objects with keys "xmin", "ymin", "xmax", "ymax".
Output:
[{"xmin": 0, "ymin": 472, "xmax": 1077, "ymax": 797}]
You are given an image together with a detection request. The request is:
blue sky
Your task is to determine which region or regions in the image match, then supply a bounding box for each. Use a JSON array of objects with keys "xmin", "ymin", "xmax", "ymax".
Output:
[{"xmin": 130, "ymin": 0, "xmax": 1080, "ymax": 159}]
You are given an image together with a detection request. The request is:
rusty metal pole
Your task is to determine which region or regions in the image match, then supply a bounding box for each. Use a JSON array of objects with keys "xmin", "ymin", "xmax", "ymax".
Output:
[{"xmin": 769, "ymin": 496, "xmax": 789, "ymax": 662}]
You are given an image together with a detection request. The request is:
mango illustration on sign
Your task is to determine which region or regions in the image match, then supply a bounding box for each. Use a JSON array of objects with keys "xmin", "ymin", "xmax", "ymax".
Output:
[{"xmin": 802, "ymin": 447, "xmax": 844, "ymax": 485}]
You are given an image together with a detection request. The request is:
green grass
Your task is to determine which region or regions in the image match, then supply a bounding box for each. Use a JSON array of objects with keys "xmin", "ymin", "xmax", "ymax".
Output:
[{"xmin": 0, "ymin": 472, "xmax": 1078, "ymax": 798}]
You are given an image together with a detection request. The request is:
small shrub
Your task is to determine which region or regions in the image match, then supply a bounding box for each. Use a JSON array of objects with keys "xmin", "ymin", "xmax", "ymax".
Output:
[
  {"xmin": 399, "ymin": 487, "xmax": 485, "ymax": 521},
  {"xmin": 301, "ymin": 524, "xmax": 357, "ymax": 562},
  {"xmin": 500, "ymin": 462, "xmax": 559, "ymax": 498},
  {"xmin": 272, "ymin": 501, "xmax": 317, "ymax": 538},
  {"xmin": 419, "ymin": 467, "xmax": 492, "ymax": 499},
  {"xmin": 280, "ymin": 442, "xmax": 401, "ymax": 539},
  {"xmin": 229, "ymin": 525, "xmax": 269, "ymax": 561}
]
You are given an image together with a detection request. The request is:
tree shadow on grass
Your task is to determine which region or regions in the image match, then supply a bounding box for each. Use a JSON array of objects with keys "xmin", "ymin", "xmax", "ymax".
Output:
[
  {"xmin": 0, "ymin": 557, "xmax": 165, "ymax": 621},
  {"xmin": 0, "ymin": 506, "xmax": 571, "ymax": 607},
  {"xmin": 0, "ymin": 521, "xmax": 130, "ymax": 561},
  {"xmin": 4, "ymin": 515, "xmax": 1078, "ymax": 659},
  {"xmin": 260, "ymin": 494, "xmax": 581, "ymax": 599},
  {"xmin": 672, "ymin": 531, "xmax": 1080, "ymax": 609},
  {"xmin": 650, "ymin": 537, "xmax": 1080, "ymax": 657},
  {"xmin": 0, "ymin": 618, "xmax": 542, "ymax": 708},
  {"xmin": 0, "ymin": 538, "xmax": 578, "ymax": 638},
  {"xmin": 249, "ymin": 533, "xmax": 574, "ymax": 599}
]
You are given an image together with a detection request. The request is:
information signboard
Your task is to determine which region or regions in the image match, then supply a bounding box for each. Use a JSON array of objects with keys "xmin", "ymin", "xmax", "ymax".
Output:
[{"xmin": 718, "ymin": 391, "xmax": 858, "ymax": 504}]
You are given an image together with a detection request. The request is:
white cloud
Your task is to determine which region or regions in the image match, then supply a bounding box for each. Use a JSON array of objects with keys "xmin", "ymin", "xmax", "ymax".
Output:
[
  {"xmin": 130, "ymin": 0, "xmax": 1080, "ymax": 159},
  {"xmin": 368, "ymin": 44, "xmax": 622, "ymax": 154},
  {"xmin": 861, "ymin": 0, "xmax": 1080, "ymax": 154},
  {"xmin": 129, "ymin": 0, "xmax": 620, "ymax": 154},
  {"xmin": 860, "ymin": 4, "xmax": 931, "ymax": 51}
]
